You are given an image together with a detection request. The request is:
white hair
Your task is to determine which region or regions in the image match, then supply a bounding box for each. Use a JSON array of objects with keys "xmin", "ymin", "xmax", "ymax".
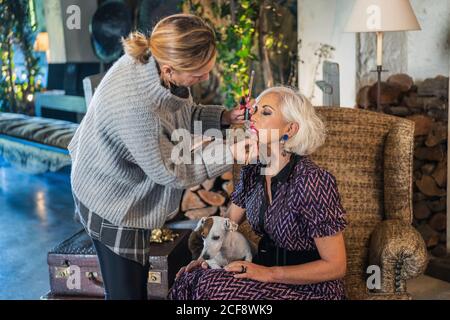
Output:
[{"xmin": 256, "ymin": 86, "xmax": 326, "ymax": 156}]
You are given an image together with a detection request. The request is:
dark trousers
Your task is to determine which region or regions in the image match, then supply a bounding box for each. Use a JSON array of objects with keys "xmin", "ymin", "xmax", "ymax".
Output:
[{"xmin": 92, "ymin": 238, "xmax": 149, "ymax": 300}]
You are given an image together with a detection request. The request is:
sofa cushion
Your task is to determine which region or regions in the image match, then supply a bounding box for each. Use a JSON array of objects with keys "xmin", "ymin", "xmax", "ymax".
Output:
[{"xmin": 0, "ymin": 112, "xmax": 78, "ymax": 150}]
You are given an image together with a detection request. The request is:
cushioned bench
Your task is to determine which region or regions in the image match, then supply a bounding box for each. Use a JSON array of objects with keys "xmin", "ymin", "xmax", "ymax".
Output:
[
  {"xmin": 0, "ymin": 112, "xmax": 78, "ymax": 173},
  {"xmin": 0, "ymin": 73, "xmax": 107, "ymax": 174}
]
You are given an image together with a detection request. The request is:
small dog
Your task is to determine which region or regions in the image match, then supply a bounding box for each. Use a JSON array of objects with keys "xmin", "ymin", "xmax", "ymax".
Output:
[{"xmin": 191, "ymin": 216, "xmax": 253, "ymax": 269}]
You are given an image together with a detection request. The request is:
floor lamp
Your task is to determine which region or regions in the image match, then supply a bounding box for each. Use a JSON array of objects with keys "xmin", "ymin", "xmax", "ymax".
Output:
[{"xmin": 345, "ymin": 0, "xmax": 421, "ymax": 112}]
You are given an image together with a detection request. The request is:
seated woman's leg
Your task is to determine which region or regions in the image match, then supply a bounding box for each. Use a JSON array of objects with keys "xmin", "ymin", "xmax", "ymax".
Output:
[{"xmin": 169, "ymin": 268, "xmax": 345, "ymax": 300}]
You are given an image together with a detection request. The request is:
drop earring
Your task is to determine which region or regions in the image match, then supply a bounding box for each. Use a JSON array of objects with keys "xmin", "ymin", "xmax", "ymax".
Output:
[{"xmin": 280, "ymin": 134, "xmax": 289, "ymax": 157}]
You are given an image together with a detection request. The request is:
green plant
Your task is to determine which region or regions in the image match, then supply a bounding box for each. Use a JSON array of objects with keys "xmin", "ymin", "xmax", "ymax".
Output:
[
  {"xmin": 0, "ymin": 0, "xmax": 42, "ymax": 114},
  {"xmin": 185, "ymin": 0, "xmax": 260, "ymax": 107},
  {"xmin": 218, "ymin": 1, "xmax": 260, "ymax": 107},
  {"xmin": 184, "ymin": 0, "xmax": 298, "ymax": 108}
]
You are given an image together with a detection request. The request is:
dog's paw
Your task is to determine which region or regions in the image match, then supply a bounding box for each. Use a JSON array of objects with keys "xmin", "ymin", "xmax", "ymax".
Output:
[{"xmin": 206, "ymin": 260, "xmax": 222, "ymax": 269}]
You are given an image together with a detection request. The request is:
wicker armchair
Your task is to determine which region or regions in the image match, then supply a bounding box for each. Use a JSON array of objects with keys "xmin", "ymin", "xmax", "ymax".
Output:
[{"xmin": 236, "ymin": 107, "xmax": 428, "ymax": 300}]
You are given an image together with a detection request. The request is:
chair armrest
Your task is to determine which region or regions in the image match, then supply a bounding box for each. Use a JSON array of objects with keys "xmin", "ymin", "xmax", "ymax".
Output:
[
  {"xmin": 363, "ymin": 293, "xmax": 412, "ymax": 300},
  {"xmin": 349, "ymin": 288, "xmax": 412, "ymax": 300},
  {"xmin": 369, "ymin": 220, "xmax": 428, "ymax": 294}
]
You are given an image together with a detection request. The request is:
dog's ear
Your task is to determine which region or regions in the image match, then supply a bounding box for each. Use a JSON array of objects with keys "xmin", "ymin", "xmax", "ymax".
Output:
[
  {"xmin": 194, "ymin": 217, "xmax": 207, "ymax": 232},
  {"xmin": 223, "ymin": 218, "xmax": 238, "ymax": 232}
]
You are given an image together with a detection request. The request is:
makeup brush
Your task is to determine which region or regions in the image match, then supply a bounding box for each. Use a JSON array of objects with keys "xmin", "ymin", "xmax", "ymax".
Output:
[
  {"xmin": 244, "ymin": 70, "xmax": 255, "ymax": 127},
  {"xmin": 242, "ymin": 70, "xmax": 256, "ymax": 165}
]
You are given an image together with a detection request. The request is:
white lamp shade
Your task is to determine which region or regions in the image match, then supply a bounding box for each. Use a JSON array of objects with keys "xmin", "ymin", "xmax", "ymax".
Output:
[{"xmin": 345, "ymin": 0, "xmax": 421, "ymax": 33}]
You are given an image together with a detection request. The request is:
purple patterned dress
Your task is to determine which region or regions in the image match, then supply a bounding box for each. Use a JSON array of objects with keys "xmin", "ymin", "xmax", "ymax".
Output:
[{"xmin": 169, "ymin": 155, "xmax": 347, "ymax": 300}]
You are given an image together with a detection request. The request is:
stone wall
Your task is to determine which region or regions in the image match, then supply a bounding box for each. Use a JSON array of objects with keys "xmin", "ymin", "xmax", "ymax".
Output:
[{"xmin": 357, "ymin": 74, "xmax": 449, "ymax": 257}]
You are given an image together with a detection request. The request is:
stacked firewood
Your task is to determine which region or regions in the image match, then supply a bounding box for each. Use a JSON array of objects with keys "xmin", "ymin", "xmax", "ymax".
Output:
[
  {"xmin": 180, "ymin": 171, "xmax": 234, "ymax": 220},
  {"xmin": 357, "ymin": 74, "xmax": 448, "ymax": 257}
]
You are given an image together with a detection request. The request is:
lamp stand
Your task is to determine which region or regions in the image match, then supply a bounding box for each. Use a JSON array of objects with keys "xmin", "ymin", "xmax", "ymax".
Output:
[
  {"xmin": 377, "ymin": 65, "xmax": 382, "ymax": 112},
  {"xmin": 372, "ymin": 65, "xmax": 388, "ymax": 113},
  {"xmin": 375, "ymin": 32, "xmax": 387, "ymax": 113}
]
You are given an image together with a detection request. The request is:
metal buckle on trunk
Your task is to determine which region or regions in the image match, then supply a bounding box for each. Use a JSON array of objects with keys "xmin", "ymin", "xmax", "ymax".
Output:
[
  {"xmin": 55, "ymin": 260, "xmax": 71, "ymax": 279},
  {"xmin": 54, "ymin": 266, "xmax": 71, "ymax": 279},
  {"xmin": 148, "ymin": 271, "xmax": 162, "ymax": 284}
]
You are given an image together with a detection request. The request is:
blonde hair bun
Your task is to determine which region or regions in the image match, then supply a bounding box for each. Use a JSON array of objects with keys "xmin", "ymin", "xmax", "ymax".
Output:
[{"xmin": 122, "ymin": 14, "xmax": 216, "ymax": 71}]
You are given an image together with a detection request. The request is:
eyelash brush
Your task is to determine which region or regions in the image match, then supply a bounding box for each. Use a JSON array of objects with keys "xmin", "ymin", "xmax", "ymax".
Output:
[
  {"xmin": 240, "ymin": 70, "xmax": 258, "ymax": 165},
  {"xmin": 239, "ymin": 70, "xmax": 258, "ymax": 132}
]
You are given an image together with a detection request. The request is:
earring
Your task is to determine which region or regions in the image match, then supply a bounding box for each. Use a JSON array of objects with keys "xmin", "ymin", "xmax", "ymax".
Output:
[{"xmin": 280, "ymin": 134, "xmax": 289, "ymax": 157}]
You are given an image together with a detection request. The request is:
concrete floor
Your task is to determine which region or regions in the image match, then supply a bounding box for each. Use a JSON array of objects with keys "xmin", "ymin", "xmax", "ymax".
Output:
[
  {"xmin": 0, "ymin": 156, "xmax": 449, "ymax": 300},
  {"xmin": 408, "ymin": 275, "xmax": 450, "ymax": 300},
  {"xmin": 0, "ymin": 158, "xmax": 81, "ymax": 300}
]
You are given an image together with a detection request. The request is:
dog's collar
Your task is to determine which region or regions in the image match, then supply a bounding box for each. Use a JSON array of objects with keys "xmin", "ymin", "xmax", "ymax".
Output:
[{"xmin": 229, "ymin": 221, "xmax": 239, "ymax": 232}]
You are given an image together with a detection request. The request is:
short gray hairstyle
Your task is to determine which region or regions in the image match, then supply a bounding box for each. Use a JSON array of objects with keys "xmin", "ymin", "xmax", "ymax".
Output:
[{"xmin": 256, "ymin": 86, "xmax": 326, "ymax": 156}]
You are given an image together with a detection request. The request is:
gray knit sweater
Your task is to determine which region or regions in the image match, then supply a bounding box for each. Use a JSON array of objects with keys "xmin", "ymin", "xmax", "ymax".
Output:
[{"xmin": 68, "ymin": 55, "xmax": 232, "ymax": 229}]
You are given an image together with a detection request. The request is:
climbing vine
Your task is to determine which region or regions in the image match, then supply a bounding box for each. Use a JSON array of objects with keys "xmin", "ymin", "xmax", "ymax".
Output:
[
  {"xmin": 183, "ymin": 0, "xmax": 298, "ymax": 108},
  {"xmin": 0, "ymin": 0, "xmax": 42, "ymax": 114}
]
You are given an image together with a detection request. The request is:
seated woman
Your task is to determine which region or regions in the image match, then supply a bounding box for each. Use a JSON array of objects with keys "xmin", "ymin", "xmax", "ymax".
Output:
[{"xmin": 169, "ymin": 86, "xmax": 347, "ymax": 300}]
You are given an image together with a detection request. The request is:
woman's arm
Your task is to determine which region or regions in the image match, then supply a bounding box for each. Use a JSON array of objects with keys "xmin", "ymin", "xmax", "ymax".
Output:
[
  {"xmin": 115, "ymin": 106, "xmax": 234, "ymax": 189},
  {"xmin": 226, "ymin": 203, "xmax": 246, "ymax": 225},
  {"xmin": 264, "ymin": 170, "xmax": 347, "ymax": 285},
  {"xmin": 190, "ymin": 104, "xmax": 245, "ymax": 134},
  {"xmin": 226, "ymin": 232, "xmax": 347, "ymax": 285},
  {"xmin": 191, "ymin": 104, "xmax": 227, "ymax": 134}
]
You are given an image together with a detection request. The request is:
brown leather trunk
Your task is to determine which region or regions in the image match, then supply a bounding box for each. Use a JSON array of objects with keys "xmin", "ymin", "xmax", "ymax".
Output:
[{"xmin": 46, "ymin": 229, "xmax": 191, "ymax": 300}]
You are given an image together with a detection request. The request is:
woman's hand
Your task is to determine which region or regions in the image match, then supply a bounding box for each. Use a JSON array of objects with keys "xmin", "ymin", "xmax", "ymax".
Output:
[
  {"xmin": 222, "ymin": 107, "xmax": 245, "ymax": 126},
  {"xmin": 175, "ymin": 258, "xmax": 209, "ymax": 280},
  {"xmin": 221, "ymin": 99, "xmax": 256, "ymax": 126},
  {"xmin": 224, "ymin": 261, "xmax": 274, "ymax": 283}
]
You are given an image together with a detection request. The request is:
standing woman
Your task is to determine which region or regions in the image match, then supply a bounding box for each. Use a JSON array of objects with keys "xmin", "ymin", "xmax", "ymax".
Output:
[{"xmin": 68, "ymin": 14, "xmax": 247, "ymax": 300}]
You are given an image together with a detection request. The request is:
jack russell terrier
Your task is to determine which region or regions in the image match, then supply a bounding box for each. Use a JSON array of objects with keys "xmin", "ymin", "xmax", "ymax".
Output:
[{"xmin": 191, "ymin": 216, "xmax": 253, "ymax": 269}]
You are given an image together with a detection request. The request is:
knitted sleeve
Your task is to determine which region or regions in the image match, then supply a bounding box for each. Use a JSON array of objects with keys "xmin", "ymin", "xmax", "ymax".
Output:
[
  {"xmin": 115, "ymin": 106, "xmax": 232, "ymax": 189},
  {"xmin": 190, "ymin": 104, "xmax": 226, "ymax": 134}
]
